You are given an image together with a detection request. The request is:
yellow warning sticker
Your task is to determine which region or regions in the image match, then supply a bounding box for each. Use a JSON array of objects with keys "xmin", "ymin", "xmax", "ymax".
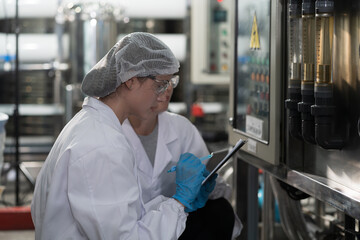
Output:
[{"xmin": 250, "ymin": 13, "xmax": 260, "ymax": 49}]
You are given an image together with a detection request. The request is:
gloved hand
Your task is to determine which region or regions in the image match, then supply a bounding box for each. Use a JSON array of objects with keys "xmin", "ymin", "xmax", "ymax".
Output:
[
  {"xmin": 185, "ymin": 169, "xmax": 218, "ymax": 212},
  {"xmin": 172, "ymin": 153, "xmax": 206, "ymax": 209}
]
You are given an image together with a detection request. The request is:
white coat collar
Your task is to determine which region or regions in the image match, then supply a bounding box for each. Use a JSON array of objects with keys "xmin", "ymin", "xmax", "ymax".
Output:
[
  {"xmin": 122, "ymin": 112, "xmax": 178, "ymax": 180},
  {"xmin": 82, "ymin": 97, "xmax": 123, "ymax": 133},
  {"xmin": 122, "ymin": 119, "xmax": 151, "ymax": 177},
  {"xmin": 152, "ymin": 112, "xmax": 177, "ymax": 178}
]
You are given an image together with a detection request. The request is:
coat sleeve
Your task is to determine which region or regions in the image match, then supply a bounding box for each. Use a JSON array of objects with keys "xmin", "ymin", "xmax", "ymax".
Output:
[{"xmin": 68, "ymin": 145, "xmax": 187, "ymax": 240}]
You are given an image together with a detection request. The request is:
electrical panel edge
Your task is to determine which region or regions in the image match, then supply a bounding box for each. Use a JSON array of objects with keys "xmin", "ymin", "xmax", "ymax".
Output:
[{"xmin": 228, "ymin": 0, "xmax": 284, "ymax": 165}]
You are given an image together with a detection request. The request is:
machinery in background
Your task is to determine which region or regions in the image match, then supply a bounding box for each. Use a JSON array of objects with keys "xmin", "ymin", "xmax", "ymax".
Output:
[
  {"xmin": 0, "ymin": 0, "xmax": 188, "ymax": 206},
  {"xmin": 229, "ymin": 0, "xmax": 360, "ymax": 239},
  {"xmin": 0, "ymin": 0, "xmax": 65, "ymax": 204},
  {"xmin": 57, "ymin": 0, "xmax": 188, "ymax": 120},
  {"xmin": 56, "ymin": 0, "xmax": 123, "ymax": 121},
  {"xmin": 191, "ymin": 0, "xmax": 233, "ymax": 84},
  {"xmin": 190, "ymin": 0, "xmax": 234, "ymax": 144}
]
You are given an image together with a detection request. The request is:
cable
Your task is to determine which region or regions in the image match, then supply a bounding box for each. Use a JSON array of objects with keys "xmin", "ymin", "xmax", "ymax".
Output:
[{"xmin": 278, "ymin": 179, "xmax": 310, "ymax": 201}]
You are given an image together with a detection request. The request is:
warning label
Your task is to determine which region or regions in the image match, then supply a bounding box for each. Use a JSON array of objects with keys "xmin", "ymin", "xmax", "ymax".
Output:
[{"xmin": 250, "ymin": 13, "xmax": 260, "ymax": 49}]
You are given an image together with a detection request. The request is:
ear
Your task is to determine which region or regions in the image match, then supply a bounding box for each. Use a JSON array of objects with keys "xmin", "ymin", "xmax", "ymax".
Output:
[{"xmin": 124, "ymin": 78, "xmax": 134, "ymax": 90}]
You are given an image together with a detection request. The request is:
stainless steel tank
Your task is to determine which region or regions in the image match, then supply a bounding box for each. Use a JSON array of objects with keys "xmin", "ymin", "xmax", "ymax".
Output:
[
  {"xmin": 56, "ymin": 0, "xmax": 122, "ymax": 84},
  {"xmin": 56, "ymin": 0, "xmax": 123, "ymax": 120}
]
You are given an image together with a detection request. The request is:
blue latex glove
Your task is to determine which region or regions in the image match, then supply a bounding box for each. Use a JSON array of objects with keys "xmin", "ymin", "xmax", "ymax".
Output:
[
  {"xmin": 172, "ymin": 153, "xmax": 206, "ymax": 209},
  {"xmin": 185, "ymin": 169, "xmax": 218, "ymax": 212}
]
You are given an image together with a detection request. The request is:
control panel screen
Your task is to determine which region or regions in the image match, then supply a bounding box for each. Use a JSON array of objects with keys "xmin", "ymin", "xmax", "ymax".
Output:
[{"xmin": 234, "ymin": 0, "xmax": 270, "ymax": 143}]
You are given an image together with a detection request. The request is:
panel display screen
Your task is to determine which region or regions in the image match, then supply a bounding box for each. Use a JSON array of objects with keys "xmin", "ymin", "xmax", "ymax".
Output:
[
  {"xmin": 213, "ymin": 9, "xmax": 227, "ymax": 22},
  {"xmin": 234, "ymin": 0, "xmax": 271, "ymax": 143}
]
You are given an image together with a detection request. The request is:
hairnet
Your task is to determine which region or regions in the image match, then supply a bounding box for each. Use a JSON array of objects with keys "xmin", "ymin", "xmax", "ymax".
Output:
[{"xmin": 81, "ymin": 32, "xmax": 180, "ymax": 97}]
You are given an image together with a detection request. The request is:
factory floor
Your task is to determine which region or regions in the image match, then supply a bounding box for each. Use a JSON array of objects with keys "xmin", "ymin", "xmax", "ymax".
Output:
[{"xmin": 0, "ymin": 230, "xmax": 34, "ymax": 239}]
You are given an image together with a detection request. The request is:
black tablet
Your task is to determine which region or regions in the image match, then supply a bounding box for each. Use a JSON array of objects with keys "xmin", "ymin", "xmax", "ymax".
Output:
[{"xmin": 202, "ymin": 139, "xmax": 247, "ymax": 185}]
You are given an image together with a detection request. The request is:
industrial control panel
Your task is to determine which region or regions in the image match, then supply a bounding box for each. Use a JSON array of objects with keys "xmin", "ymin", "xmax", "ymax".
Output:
[
  {"xmin": 229, "ymin": 0, "xmax": 283, "ymax": 165},
  {"xmin": 191, "ymin": 0, "xmax": 234, "ymax": 84}
]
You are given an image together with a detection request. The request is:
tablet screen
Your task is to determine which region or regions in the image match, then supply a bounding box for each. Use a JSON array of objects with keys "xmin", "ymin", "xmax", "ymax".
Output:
[{"xmin": 202, "ymin": 139, "xmax": 247, "ymax": 185}]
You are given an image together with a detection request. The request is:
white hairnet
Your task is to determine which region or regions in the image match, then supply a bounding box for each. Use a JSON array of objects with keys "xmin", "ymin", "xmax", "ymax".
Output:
[{"xmin": 81, "ymin": 32, "xmax": 180, "ymax": 97}]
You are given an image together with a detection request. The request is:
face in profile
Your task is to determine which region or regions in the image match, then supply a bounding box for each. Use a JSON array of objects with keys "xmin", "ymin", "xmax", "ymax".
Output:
[
  {"xmin": 132, "ymin": 74, "xmax": 176, "ymax": 120},
  {"xmin": 154, "ymin": 83, "xmax": 174, "ymax": 115}
]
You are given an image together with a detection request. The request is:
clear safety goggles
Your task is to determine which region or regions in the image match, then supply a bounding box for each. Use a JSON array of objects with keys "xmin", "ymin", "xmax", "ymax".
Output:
[{"xmin": 148, "ymin": 75, "xmax": 179, "ymax": 95}]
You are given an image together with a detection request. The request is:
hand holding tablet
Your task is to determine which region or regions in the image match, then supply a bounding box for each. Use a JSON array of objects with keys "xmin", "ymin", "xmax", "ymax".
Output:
[{"xmin": 202, "ymin": 139, "xmax": 247, "ymax": 185}]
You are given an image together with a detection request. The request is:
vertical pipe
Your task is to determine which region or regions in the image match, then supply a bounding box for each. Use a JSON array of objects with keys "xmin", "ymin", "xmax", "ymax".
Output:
[
  {"xmin": 315, "ymin": 199, "xmax": 325, "ymax": 229},
  {"xmin": 298, "ymin": 0, "xmax": 316, "ymax": 144},
  {"xmin": 285, "ymin": 0, "xmax": 303, "ymax": 139},
  {"xmin": 184, "ymin": 1, "xmax": 193, "ymax": 118},
  {"xmin": 236, "ymin": 159, "xmax": 259, "ymax": 240},
  {"xmin": 311, "ymin": 0, "xmax": 345, "ymax": 149},
  {"xmin": 14, "ymin": 0, "xmax": 20, "ymax": 206},
  {"xmin": 247, "ymin": 164, "xmax": 259, "ymax": 240},
  {"xmin": 261, "ymin": 173, "xmax": 274, "ymax": 240},
  {"xmin": 65, "ymin": 85, "xmax": 74, "ymax": 123}
]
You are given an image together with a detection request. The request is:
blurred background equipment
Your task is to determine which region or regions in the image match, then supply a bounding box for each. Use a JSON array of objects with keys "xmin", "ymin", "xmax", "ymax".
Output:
[
  {"xmin": 229, "ymin": 0, "xmax": 360, "ymax": 239},
  {"xmin": 0, "ymin": 0, "xmax": 189, "ymax": 207},
  {"xmin": 1, "ymin": 0, "xmax": 360, "ymax": 239},
  {"xmin": 0, "ymin": 113, "xmax": 8, "ymax": 195},
  {"xmin": 0, "ymin": 0, "xmax": 65, "ymax": 206}
]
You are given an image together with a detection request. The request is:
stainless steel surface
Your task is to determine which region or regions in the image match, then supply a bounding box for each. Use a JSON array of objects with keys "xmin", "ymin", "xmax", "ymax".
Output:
[
  {"xmin": 65, "ymin": 84, "xmax": 83, "ymax": 123},
  {"xmin": 57, "ymin": 1, "xmax": 120, "ymax": 85},
  {"xmin": 315, "ymin": 199, "xmax": 326, "ymax": 229},
  {"xmin": 261, "ymin": 173, "xmax": 274, "ymax": 240},
  {"xmin": 238, "ymin": 150, "xmax": 360, "ymax": 220},
  {"xmin": 19, "ymin": 163, "xmax": 36, "ymax": 186},
  {"xmin": 269, "ymin": 175, "xmax": 313, "ymax": 240},
  {"xmin": 286, "ymin": 0, "xmax": 360, "ymax": 216},
  {"xmin": 55, "ymin": 1, "xmax": 121, "ymax": 121}
]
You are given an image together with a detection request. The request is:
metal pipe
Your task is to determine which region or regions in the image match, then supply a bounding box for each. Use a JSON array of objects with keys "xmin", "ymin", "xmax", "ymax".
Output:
[
  {"xmin": 14, "ymin": 0, "xmax": 20, "ymax": 206},
  {"xmin": 285, "ymin": 0, "xmax": 303, "ymax": 140},
  {"xmin": 262, "ymin": 173, "xmax": 274, "ymax": 240},
  {"xmin": 311, "ymin": 0, "xmax": 346, "ymax": 149},
  {"xmin": 247, "ymin": 164, "xmax": 259, "ymax": 240},
  {"xmin": 298, "ymin": 0, "xmax": 316, "ymax": 144}
]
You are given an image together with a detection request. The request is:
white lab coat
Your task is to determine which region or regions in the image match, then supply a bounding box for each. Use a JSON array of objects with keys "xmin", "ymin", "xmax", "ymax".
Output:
[
  {"xmin": 122, "ymin": 112, "xmax": 209, "ymax": 203},
  {"xmin": 122, "ymin": 111, "xmax": 242, "ymax": 238},
  {"xmin": 31, "ymin": 97, "xmax": 187, "ymax": 240}
]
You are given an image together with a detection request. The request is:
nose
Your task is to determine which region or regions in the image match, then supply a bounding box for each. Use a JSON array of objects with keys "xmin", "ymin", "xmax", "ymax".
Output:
[
  {"xmin": 166, "ymin": 83, "xmax": 174, "ymax": 92},
  {"xmin": 157, "ymin": 91, "xmax": 167, "ymax": 101},
  {"xmin": 157, "ymin": 84, "xmax": 173, "ymax": 101}
]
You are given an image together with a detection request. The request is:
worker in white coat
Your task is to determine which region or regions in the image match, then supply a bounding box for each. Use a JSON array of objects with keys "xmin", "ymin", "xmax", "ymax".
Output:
[
  {"xmin": 122, "ymin": 77, "xmax": 242, "ymax": 239},
  {"xmin": 31, "ymin": 32, "xmax": 213, "ymax": 240}
]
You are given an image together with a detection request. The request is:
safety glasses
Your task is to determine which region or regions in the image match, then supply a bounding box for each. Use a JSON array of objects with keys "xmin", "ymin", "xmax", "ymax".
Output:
[{"xmin": 148, "ymin": 75, "xmax": 179, "ymax": 95}]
